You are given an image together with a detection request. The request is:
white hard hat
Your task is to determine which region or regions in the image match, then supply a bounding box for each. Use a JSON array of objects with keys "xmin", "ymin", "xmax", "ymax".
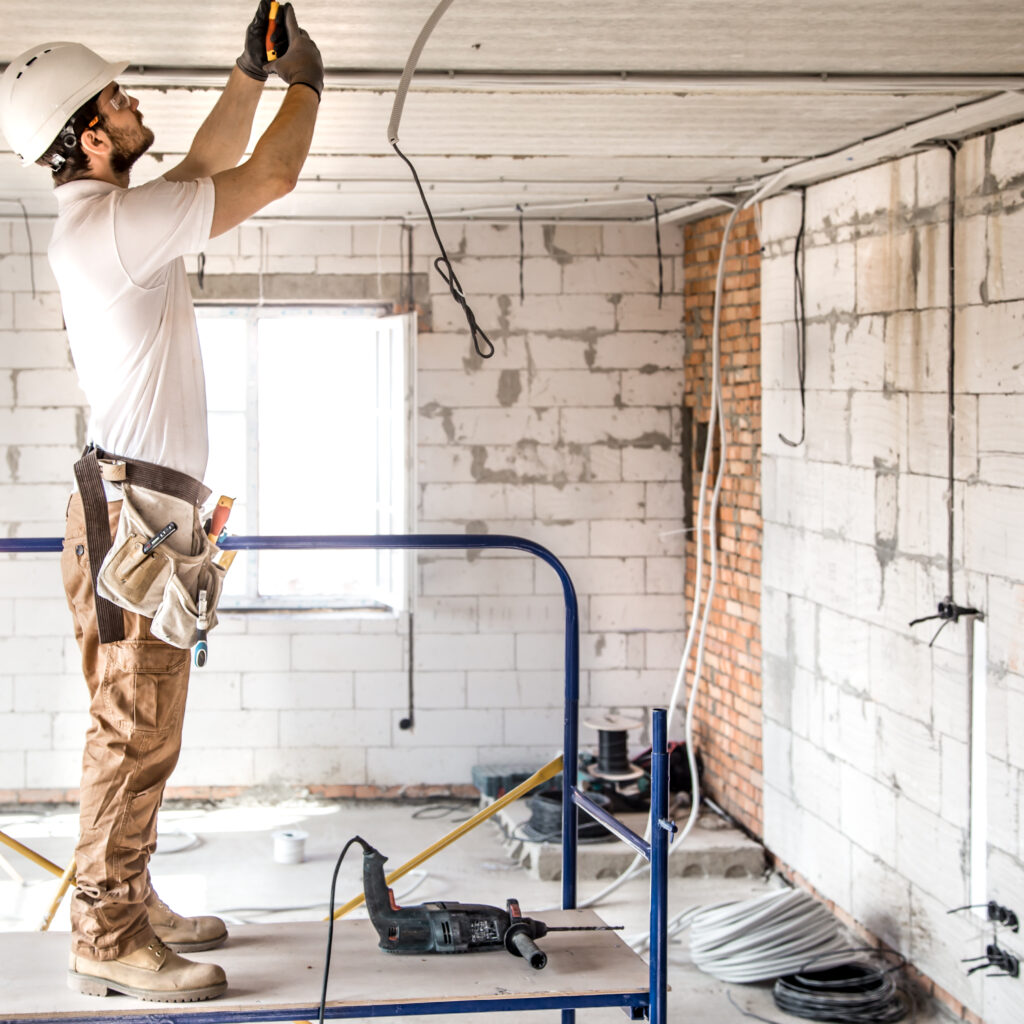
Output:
[{"xmin": 0, "ymin": 42, "xmax": 129, "ymax": 165}]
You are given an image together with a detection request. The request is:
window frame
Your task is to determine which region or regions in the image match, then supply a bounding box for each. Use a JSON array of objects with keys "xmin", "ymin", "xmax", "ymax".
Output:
[{"xmin": 195, "ymin": 304, "xmax": 416, "ymax": 615}]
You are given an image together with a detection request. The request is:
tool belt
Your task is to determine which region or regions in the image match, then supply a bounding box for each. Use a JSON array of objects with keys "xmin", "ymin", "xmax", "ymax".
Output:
[{"xmin": 73, "ymin": 446, "xmax": 224, "ymax": 648}]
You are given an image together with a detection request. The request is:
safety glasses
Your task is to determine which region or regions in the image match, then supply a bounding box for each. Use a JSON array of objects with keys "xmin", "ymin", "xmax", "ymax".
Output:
[
  {"xmin": 88, "ymin": 83, "xmax": 132, "ymax": 130},
  {"xmin": 105, "ymin": 83, "xmax": 131, "ymax": 112}
]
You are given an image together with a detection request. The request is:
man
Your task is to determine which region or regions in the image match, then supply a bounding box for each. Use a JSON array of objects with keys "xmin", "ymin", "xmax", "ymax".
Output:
[{"xmin": 0, "ymin": 2, "xmax": 322, "ymax": 1003}]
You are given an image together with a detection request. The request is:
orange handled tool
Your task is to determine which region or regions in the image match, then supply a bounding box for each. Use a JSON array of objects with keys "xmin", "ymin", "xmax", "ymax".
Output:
[
  {"xmin": 207, "ymin": 496, "xmax": 234, "ymax": 545},
  {"xmin": 266, "ymin": 1, "xmax": 280, "ymax": 61}
]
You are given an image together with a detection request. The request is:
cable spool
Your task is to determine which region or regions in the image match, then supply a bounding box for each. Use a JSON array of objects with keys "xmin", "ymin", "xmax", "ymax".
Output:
[
  {"xmin": 584, "ymin": 714, "xmax": 645, "ymax": 782},
  {"xmin": 772, "ymin": 950, "xmax": 910, "ymax": 1023},
  {"xmin": 521, "ymin": 788, "xmax": 614, "ymax": 843}
]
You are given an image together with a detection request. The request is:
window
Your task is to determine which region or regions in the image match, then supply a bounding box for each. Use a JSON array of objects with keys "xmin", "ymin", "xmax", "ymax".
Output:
[{"xmin": 196, "ymin": 307, "xmax": 414, "ymax": 612}]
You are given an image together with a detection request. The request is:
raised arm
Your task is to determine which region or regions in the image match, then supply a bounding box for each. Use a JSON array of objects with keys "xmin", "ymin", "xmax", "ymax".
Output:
[
  {"xmin": 165, "ymin": 68, "xmax": 265, "ymax": 182},
  {"xmin": 207, "ymin": 4, "xmax": 323, "ymax": 237},
  {"xmin": 165, "ymin": 0, "xmax": 277, "ymax": 182}
]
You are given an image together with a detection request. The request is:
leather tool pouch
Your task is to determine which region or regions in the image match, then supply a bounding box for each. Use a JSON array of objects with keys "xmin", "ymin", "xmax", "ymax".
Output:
[{"xmin": 96, "ymin": 482, "xmax": 226, "ymax": 649}]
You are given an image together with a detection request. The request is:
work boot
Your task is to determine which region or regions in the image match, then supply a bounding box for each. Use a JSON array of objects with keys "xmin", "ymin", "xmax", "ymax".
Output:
[
  {"xmin": 145, "ymin": 890, "xmax": 229, "ymax": 952},
  {"xmin": 68, "ymin": 938, "xmax": 227, "ymax": 1002}
]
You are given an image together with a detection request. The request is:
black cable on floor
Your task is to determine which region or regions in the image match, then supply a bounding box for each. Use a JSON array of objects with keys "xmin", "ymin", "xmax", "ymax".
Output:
[
  {"xmin": 319, "ymin": 835, "xmax": 373, "ymax": 1024},
  {"xmin": 411, "ymin": 802, "xmax": 473, "ymax": 822},
  {"xmin": 772, "ymin": 949, "xmax": 910, "ymax": 1023},
  {"xmin": 392, "ymin": 141, "xmax": 494, "ymax": 359}
]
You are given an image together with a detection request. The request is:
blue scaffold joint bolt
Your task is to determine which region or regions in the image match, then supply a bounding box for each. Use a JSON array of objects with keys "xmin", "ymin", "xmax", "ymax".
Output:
[{"xmin": 659, "ymin": 818, "xmax": 678, "ymax": 841}]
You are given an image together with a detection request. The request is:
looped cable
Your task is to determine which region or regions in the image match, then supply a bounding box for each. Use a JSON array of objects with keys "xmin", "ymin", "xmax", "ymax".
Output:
[
  {"xmin": 388, "ymin": 0, "xmax": 494, "ymax": 359},
  {"xmin": 391, "ymin": 138, "xmax": 493, "ymax": 359}
]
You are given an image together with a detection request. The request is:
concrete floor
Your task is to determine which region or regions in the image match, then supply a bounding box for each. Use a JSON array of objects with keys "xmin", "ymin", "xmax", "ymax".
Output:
[{"xmin": 0, "ymin": 798, "xmax": 943, "ymax": 1023}]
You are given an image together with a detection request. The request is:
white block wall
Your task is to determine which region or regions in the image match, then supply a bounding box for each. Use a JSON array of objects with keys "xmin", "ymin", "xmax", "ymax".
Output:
[
  {"xmin": 761, "ymin": 123, "xmax": 1024, "ymax": 1022},
  {"xmin": 0, "ymin": 216, "xmax": 686, "ymax": 797}
]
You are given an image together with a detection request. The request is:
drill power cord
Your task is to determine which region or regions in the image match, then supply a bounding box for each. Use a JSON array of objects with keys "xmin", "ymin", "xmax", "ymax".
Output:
[
  {"xmin": 389, "ymin": 0, "xmax": 494, "ymax": 359},
  {"xmin": 331, "ymin": 755, "xmax": 562, "ymax": 920},
  {"xmin": 320, "ymin": 835, "xmax": 374, "ymax": 1024}
]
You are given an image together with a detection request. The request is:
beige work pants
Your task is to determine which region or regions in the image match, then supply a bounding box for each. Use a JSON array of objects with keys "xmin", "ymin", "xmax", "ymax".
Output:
[{"xmin": 62, "ymin": 493, "xmax": 191, "ymax": 961}]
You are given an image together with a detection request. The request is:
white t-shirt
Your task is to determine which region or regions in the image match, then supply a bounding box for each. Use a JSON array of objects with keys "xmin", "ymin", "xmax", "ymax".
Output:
[{"xmin": 49, "ymin": 176, "xmax": 215, "ymax": 491}]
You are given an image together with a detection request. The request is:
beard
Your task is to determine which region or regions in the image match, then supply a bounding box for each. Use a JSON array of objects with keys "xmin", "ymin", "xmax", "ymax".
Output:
[{"xmin": 103, "ymin": 112, "xmax": 155, "ymax": 176}]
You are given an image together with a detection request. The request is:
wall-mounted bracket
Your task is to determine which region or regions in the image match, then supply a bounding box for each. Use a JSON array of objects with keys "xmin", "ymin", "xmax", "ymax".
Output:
[{"xmin": 962, "ymin": 943, "xmax": 1020, "ymax": 979}]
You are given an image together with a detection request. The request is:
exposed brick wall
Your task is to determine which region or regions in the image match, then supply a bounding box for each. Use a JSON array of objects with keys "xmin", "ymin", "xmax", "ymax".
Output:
[{"xmin": 682, "ymin": 207, "xmax": 763, "ymax": 837}]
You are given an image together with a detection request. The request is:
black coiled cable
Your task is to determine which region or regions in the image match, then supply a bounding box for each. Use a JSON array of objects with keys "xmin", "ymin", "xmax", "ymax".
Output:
[
  {"xmin": 516, "ymin": 789, "xmax": 614, "ymax": 844},
  {"xmin": 772, "ymin": 950, "xmax": 910, "ymax": 1023},
  {"xmin": 391, "ymin": 141, "xmax": 494, "ymax": 360}
]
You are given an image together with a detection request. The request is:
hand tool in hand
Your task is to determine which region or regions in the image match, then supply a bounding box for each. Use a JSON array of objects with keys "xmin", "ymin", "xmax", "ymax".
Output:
[
  {"xmin": 264, "ymin": 4, "xmax": 324, "ymax": 98},
  {"xmin": 360, "ymin": 840, "xmax": 622, "ymax": 969},
  {"xmin": 237, "ymin": 0, "xmax": 275, "ymax": 81},
  {"xmin": 142, "ymin": 522, "xmax": 177, "ymax": 556},
  {"xmin": 266, "ymin": 1, "xmax": 281, "ymax": 61}
]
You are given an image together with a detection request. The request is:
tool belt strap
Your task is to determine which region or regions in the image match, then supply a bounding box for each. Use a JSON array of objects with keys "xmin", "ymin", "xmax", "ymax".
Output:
[{"xmin": 73, "ymin": 446, "xmax": 212, "ymax": 645}]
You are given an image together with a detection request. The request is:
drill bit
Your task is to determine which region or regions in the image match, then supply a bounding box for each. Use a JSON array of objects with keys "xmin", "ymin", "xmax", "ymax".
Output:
[{"xmin": 542, "ymin": 924, "xmax": 624, "ymax": 932}]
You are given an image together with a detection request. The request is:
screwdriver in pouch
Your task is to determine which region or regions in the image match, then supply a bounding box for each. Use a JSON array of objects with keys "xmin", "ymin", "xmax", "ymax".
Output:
[{"xmin": 193, "ymin": 590, "xmax": 209, "ymax": 668}]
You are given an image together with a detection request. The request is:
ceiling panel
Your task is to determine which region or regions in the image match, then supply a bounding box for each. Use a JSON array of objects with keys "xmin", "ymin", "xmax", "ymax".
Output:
[
  {"xmin": 0, "ymin": 1, "xmax": 1022, "ymax": 223},
  {"xmin": 6, "ymin": 1, "xmax": 1024, "ymax": 74}
]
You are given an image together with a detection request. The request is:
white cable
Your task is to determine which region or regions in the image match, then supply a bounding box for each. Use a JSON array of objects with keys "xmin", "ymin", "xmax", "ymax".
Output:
[
  {"xmin": 622, "ymin": 192, "xmax": 778, "ymax": 956},
  {"xmin": 688, "ymin": 888, "xmax": 847, "ymax": 983},
  {"xmin": 575, "ymin": 202, "xmax": 742, "ymax": 926},
  {"xmin": 388, "ymin": 0, "xmax": 456, "ymax": 145}
]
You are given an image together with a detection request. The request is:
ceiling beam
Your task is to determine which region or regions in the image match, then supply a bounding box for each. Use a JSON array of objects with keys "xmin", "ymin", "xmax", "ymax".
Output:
[
  {"xmin": 655, "ymin": 89, "xmax": 1024, "ymax": 225},
  {"xmin": 73, "ymin": 66, "xmax": 1024, "ymax": 95}
]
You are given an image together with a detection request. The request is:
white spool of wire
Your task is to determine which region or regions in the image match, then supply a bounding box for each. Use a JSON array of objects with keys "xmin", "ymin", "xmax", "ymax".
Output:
[
  {"xmin": 689, "ymin": 888, "xmax": 847, "ymax": 983},
  {"xmin": 272, "ymin": 829, "xmax": 308, "ymax": 865}
]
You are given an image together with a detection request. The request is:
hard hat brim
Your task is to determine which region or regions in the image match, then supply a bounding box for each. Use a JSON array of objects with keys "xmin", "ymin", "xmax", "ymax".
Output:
[{"xmin": 21, "ymin": 57, "xmax": 130, "ymax": 165}]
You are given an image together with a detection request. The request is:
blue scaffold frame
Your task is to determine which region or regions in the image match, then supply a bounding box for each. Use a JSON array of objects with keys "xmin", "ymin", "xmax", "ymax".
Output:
[{"xmin": 0, "ymin": 533, "xmax": 672, "ymax": 1024}]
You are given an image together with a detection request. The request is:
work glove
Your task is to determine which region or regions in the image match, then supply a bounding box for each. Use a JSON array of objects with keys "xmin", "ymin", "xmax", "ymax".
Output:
[
  {"xmin": 264, "ymin": 3, "xmax": 324, "ymax": 99},
  {"xmin": 236, "ymin": 0, "xmax": 275, "ymax": 81}
]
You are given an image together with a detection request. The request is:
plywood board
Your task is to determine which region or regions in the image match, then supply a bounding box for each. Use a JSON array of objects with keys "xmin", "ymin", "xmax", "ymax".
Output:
[{"xmin": 0, "ymin": 911, "xmax": 650, "ymax": 1022}]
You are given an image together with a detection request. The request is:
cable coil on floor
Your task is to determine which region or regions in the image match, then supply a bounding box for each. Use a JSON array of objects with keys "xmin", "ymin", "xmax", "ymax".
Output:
[
  {"xmin": 689, "ymin": 888, "xmax": 846, "ymax": 983},
  {"xmin": 772, "ymin": 950, "xmax": 910, "ymax": 1023}
]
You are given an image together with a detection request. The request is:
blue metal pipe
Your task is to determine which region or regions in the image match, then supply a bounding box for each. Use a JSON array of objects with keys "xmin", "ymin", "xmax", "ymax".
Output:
[
  {"xmin": 0, "ymin": 991, "xmax": 648, "ymax": 1024},
  {"xmin": 649, "ymin": 708, "xmax": 671, "ymax": 1024},
  {"xmin": 2, "ymin": 532, "xmax": 583, "ymax": 904},
  {"xmin": 572, "ymin": 790, "xmax": 651, "ymax": 861},
  {"xmin": 0, "ymin": 537, "xmax": 61, "ymax": 553}
]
